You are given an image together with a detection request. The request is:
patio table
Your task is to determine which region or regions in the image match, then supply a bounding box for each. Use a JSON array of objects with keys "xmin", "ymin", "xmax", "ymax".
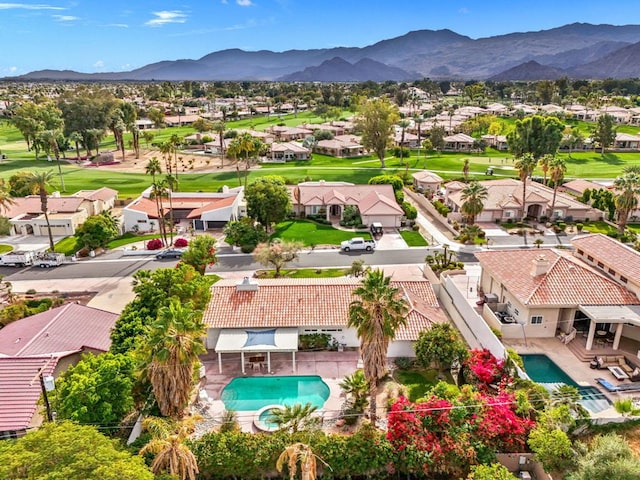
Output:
[{"xmin": 608, "ymin": 366, "xmax": 630, "ymax": 381}]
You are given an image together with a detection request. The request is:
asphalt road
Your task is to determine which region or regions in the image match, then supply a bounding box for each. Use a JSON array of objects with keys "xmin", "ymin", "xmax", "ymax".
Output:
[{"xmin": 0, "ymin": 247, "xmax": 478, "ymax": 281}]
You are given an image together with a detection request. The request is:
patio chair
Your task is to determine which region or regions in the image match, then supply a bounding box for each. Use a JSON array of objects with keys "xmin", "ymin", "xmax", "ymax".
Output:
[{"xmin": 595, "ymin": 377, "xmax": 620, "ymax": 393}]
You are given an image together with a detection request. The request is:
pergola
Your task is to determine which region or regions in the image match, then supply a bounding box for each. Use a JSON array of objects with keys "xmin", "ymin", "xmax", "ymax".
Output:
[
  {"xmin": 214, "ymin": 327, "xmax": 299, "ymax": 374},
  {"xmin": 579, "ymin": 305, "xmax": 640, "ymax": 350}
]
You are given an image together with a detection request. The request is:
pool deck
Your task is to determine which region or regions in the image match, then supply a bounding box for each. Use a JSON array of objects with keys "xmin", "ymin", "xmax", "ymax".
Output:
[{"xmin": 199, "ymin": 350, "xmax": 360, "ymax": 432}]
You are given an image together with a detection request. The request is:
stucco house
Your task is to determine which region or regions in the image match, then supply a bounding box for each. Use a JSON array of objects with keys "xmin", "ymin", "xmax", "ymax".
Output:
[
  {"xmin": 412, "ymin": 171, "xmax": 443, "ymax": 194},
  {"xmin": 315, "ymin": 135, "xmax": 366, "ymax": 158},
  {"xmin": 443, "ymin": 133, "xmax": 476, "ymax": 152},
  {"xmin": 268, "ymin": 141, "xmax": 310, "ymax": 161},
  {"xmin": 292, "ymin": 182, "xmax": 404, "ymax": 227},
  {"xmin": 265, "ymin": 125, "xmax": 313, "ymax": 141},
  {"xmin": 123, "ymin": 186, "xmax": 244, "ymax": 232},
  {"xmin": 203, "ymin": 277, "xmax": 447, "ymax": 373}
]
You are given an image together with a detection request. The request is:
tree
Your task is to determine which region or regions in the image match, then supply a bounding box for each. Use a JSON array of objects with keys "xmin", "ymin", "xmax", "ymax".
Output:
[
  {"xmin": 592, "ymin": 113, "xmax": 616, "ymax": 154},
  {"xmin": 69, "ymin": 130, "xmax": 84, "ymax": 160},
  {"xmin": 339, "ymin": 369, "xmax": 369, "ymax": 412},
  {"xmin": 348, "ymin": 269, "xmax": 408, "ymax": 421},
  {"xmin": 120, "ymin": 102, "xmax": 140, "ymax": 159},
  {"xmin": 514, "ymin": 153, "xmax": 538, "ymax": 219},
  {"xmin": 39, "ymin": 129, "xmax": 66, "ymax": 191},
  {"xmin": 414, "ymin": 323, "xmax": 468, "ymax": 373},
  {"xmin": 467, "ymin": 463, "xmax": 518, "ymax": 480},
  {"xmin": 428, "ymin": 125, "xmax": 446, "ymax": 153},
  {"xmin": 75, "ymin": 214, "xmax": 119, "ymax": 249},
  {"xmin": 270, "ymin": 403, "xmax": 319, "ymax": 433},
  {"xmin": 147, "ymin": 106, "xmax": 165, "ymax": 128},
  {"xmin": 139, "ymin": 299, "xmax": 207, "ymax": 418},
  {"xmin": 140, "ymin": 416, "xmax": 200, "ymax": 480},
  {"xmin": 548, "ymin": 156, "xmax": 567, "ymax": 218},
  {"xmin": 0, "ymin": 179, "xmax": 15, "ymax": 216},
  {"xmin": 151, "ymin": 180, "xmax": 169, "ymax": 246},
  {"xmin": 212, "ymin": 120, "xmax": 226, "ymax": 167},
  {"xmin": 49, "ymin": 352, "xmax": 135, "ymax": 428},
  {"xmin": 253, "ymin": 239, "xmax": 303, "ymax": 277},
  {"xmin": 613, "ymin": 170, "xmax": 640, "ymax": 233},
  {"xmin": 567, "ymin": 434, "xmax": 640, "ymax": 480},
  {"xmin": 245, "ymin": 175, "xmax": 291, "ymax": 231},
  {"xmin": 507, "ymin": 115, "xmax": 564, "ymax": 160},
  {"xmin": 460, "ymin": 181, "xmax": 488, "ymax": 224},
  {"xmin": 27, "ymin": 170, "xmax": 56, "ymax": 251},
  {"xmin": 180, "ymin": 234, "xmax": 217, "ymax": 275},
  {"xmin": 462, "ymin": 158, "xmax": 470, "ymax": 180},
  {"xmin": 425, "ymin": 244, "xmax": 461, "ymax": 276},
  {"xmin": 276, "ymin": 442, "xmax": 325, "ymax": 480},
  {"xmin": 355, "ymin": 97, "xmax": 399, "ymax": 168},
  {"xmin": 561, "ymin": 129, "xmax": 585, "ymax": 158},
  {"xmin": 0, "ymin": 421, "xmax": 153, "ymax": 479},
  {"xmin": 397, "ymin": 119, "xmax": 411, "ymax": 163},
  {"xmin": 223, "ymin": 217, "xmax": 267, "ymax": 252}
]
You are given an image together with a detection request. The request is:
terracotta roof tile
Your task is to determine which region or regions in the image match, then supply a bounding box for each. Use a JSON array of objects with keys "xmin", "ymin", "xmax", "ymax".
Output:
[{"xmin": 572, "ymin": 234, "xmax": 640, "ymax": 282}]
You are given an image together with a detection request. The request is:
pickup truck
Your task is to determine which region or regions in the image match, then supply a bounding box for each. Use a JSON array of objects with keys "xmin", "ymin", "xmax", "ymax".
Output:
[
  {"xmin": 35, "ymin": 252, "xmax": 65, "ymax": 268},
  {"xmin": 340, "ymin": 237, "xmax": 376, "ymax": 252},
  {"xmin": 0, "ymin": 250, "xmax": 36, "ymax": 267}
]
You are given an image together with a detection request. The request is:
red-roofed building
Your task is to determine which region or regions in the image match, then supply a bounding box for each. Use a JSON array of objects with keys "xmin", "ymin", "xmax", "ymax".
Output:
[
  {"xmin": 203, "ymin": 277, "xmax": 447, "ymax": 373},
  {"xmin": 475, "ymin": 248, "xmax": 640, "ymax": 350},
  {"xmin": 123, "ymin": 186, "xmax": 244, "ymax": 232}
]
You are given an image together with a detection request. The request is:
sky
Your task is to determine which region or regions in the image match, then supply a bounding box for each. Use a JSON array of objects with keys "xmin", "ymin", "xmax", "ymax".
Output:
[{"xmin": 0, "ymin": 0, "xmax": 638, "ymax": 75}]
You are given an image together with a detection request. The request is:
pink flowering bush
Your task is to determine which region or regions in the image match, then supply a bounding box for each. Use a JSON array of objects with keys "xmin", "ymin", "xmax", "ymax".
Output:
[
  {"xmin": 146, "ymin": 238, "xmax": 163, "ymax": 250},
  {"xmin": 173, "ymin": 237, "xmax": 189, "ymax": 248}
]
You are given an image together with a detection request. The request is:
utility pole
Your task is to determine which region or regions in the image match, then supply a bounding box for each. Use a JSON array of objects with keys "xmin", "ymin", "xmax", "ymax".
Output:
[
  {"xmin": 31, "ymin": 358, "xmax": 55, "ymax": 423},
  {"xmin": 39, "ymin": 373, "xmax": 53, "ymax": 422}
]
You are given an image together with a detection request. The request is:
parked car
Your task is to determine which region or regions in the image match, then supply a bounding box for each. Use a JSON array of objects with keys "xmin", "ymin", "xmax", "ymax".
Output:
[
  {"xmin": 340, "ymin": 237, "xmax": 376, "ymax": 252},
  {"xmin": 155, "ymin": 248, "xmax": 185, "ymax": 259}
]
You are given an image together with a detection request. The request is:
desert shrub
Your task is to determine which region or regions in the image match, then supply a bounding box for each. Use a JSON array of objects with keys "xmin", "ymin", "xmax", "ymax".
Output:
[{"xmin": 146, "ymin": 238, "xmax": 163, "ymax": 250}]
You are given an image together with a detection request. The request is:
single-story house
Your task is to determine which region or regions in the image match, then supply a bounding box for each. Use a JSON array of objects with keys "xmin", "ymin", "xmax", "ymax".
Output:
[
  {"xmin": 444, "ymin": 178, "xmax": 603, "ymax": 222},
  {"xmin": 412, "ymin": 171, "xmax": 443, "ymax": 194},
  {"xmin": 481, "ymin": 134, "xmax": 509, "ymax": 151},
  {"xmin": 72, "ymin": 187, "xmax": 118, "ymax": 216},
  {"xmin": 443, "ymin": 133, "xmax": 476, "ymax": 152},
  {"xmin": 292, "ymin": 182, "xmax": 404, "ymax": 227},
  {"xmin": 0, "ymin": 303, "xmax": 118, "ymax": 438},
  {"xmin": 123, "ymin": 186, "xmax": 244, "ymax": 232},
  {"xmin": 134, "ymin": 119, "xmax": 155, "ymax": 130},
  {"xmin": 393, "ymin": 130, "xmax": 420, "ymax": 148},
  {"xmin": 559, "ymin": 179, "xmax": 606, "ymax": 197},
  {"xmin": 613, "ymin": 133, "xmax": 640, "ymax": 151},
  {"xmin": 268, "ymin": 142, "xmax": 310, "ymax": 161},
  {"xmin": 475, "ymin": 248, "xmax": 640, "ymax": 350},
  {"xmin": 203, "ymin": 277, "xmax": 447, "ymax": 373},
  {"xmin": 315, "ymin": 135, "xmax": 366, "ymax": 157},
  {"xmin": 265, "ymin": 125, "xmax": 313, "ymax": 141},
  {"xmin": 164, "ymin": 114, "xmax": 202, "ymax": 127}
]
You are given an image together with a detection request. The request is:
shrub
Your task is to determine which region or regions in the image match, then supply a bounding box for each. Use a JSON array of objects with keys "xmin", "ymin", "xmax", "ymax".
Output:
[
  {"xmin": 146, "ymin": 238, "xmax": 163, "ymax": 250},
  {"xmin": 240, "ymin": 244, "xmax": 256, "ymax": 253},
  {"xmin": 402, "ymin": 201, "xmax": 418, "ymax": 220},
  {"xmin": 298, "ymin": 333, "xmax": 332, "ymax": 351},
  {"xmin": 173, "ymin": 237, "xmax": 189, "ymax": 248},
  {"xmin": 394, "ymin": 357, "xmax": 414, "ymax": 370}
]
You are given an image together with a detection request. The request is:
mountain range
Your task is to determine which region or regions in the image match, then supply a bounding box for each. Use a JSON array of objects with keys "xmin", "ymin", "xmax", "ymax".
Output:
[{"xmin": 10, "ymin": 23, "xmax": 640, "ymax": 82}]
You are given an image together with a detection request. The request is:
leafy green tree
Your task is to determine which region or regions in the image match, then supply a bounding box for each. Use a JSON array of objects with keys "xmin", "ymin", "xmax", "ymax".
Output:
[
  {"xmin": 339, "ymin": 369, "xmax": 370, "ymax": 412},
  {"xmin": 147, "ymin": 107, "xmax": 165, "ymax": 128},
  {"xmin": 180, "ymin": 234, "xmax": 217, "ymax": 275},
  {"xmin": 528, "ymin": 426, "xmax": 574, "ymax": 472},
  {"xmin": 507, "ymin": 115, "xmax": 564, "ymax": 160},
  {"xmin": 12, "ymin": 100, "xmax": 63, "ymax": 153},
  {"xmin": 49, "ymin": 352, "xmax": 135, "ymax": 428},
  {"xmin": 355, "ymin": 97, "xmax": 399, "ymax": 168},
  {"xmin": 415, "ymin": 323, "xmax": 468, "ymax": 373},
  {"xmin": 567, "ymin": 434, "xmax": 640, "ymax": 480},
  {"xmin": 560, "ymin": 129, "xmax": 585, "ymax": 158},
  {"xmin": 253, "ymin": 239, "xmax": 303, "ymax": 277},
  {"xmin": 223, "ymin": 217, "xmax": 267, "ymax": 252},
  {"xmin": 139, "ymin": 299, "xmax": 207, "ymax": 418},
  {"xmin": 461, "ymin": 181, "xmax": 488, "ymax": 224},
  {"xmin": 428, "ymin": 125, "xmax": 446, "ymax": 152},
  {"xmin": 9, "ymin": 171, "xmax": 34, "ymax": 197},
  {"xmin": 348, "ymin": 269, "xmax": 408, "ymax": 421},
  {"xmin": 467, "ymin": 463, "xmax": 518, "ymax": 480},
  {"xmin": 27, "ymin": 170, "xmax": 56, "ymax": 251},
  {"xmin": 245, "ymin": 175, "xmax": 291, "ymax": 231},
  {"xmin": 75, "ymin": 214, "xmax": 119, "ymax": 249},
  {"xmin": 0, "ymin": 421, "xmax": 153, "ymax": 479},
  {"xmin": 592, "ymin": 113, "xmax": 616, "ymax": 154},
  {"xmin": 270, "ymin": 403, "xmax": 319, "ymax": 433}
]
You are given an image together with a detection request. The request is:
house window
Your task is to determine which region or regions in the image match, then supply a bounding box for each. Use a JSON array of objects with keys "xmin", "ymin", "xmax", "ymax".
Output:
[
  {"xmin": 577, "ymin": 249, "xmax": 584, "ymax": 256},
  {"xmin": 531, "ymin": 315, "xmax": 543, "ymax": 325},
  {"xmin": 587, "ymin": 255, "xmax": 593, "ymax": 261},
  {"xmin": 504, "ymin": 211, "xmax": 513, "ymax": 218},
  {"xmin": 621, "ymin": 276, "xmax": 628, "ymax": 284},
  {"xmin": 608, "ymin": 268, "xmax": 616, "ymax": 275},
  {"xmin": 137, "ymin": 220, "xmax": 147, "ymax": 223},
  {"xmin": 514, "ymin": 309, "xmax": 520, "ymax": 316},
  {"xmin": 597, "ymin": 262, "xmax": 604, "ymax": 269}
]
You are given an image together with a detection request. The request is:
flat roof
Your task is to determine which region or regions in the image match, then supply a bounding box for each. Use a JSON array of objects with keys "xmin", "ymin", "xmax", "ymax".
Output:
[{"xmin": 215, "ymin": 327, "xmax": 298, "ymax": 353}]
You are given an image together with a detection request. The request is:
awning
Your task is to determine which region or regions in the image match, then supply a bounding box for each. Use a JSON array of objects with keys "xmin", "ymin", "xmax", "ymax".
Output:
[
  {"xmin": 215, "ymin": 327, "xmax": 299, "ymax": 353},
  {"xmin": 579, "ymin": 305, "xmax": 640, "ymax": 327}
]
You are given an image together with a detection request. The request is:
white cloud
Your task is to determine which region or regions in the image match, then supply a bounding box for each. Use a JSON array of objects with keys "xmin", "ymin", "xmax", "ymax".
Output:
[
  {"xmin": 0, "ymin": 3, "xmax": 64, "ymax": 10},
  {"xmin": 145, "ymin": 10, "xmax": 187, "ymax": 27},
  {"xmin": 53, "ymin": 14, "xmax": 78, "ymax": 21},
  {"xmin": 93, "ymin": 60, "xmax": 105, "ymax": 69},
  {"xmin": 105, "ymin": 23, "xmax": 128, "ymax": 28},
  {"xmin": 236, "ymin": 0, "xmax": 253, "ymax": 6}
]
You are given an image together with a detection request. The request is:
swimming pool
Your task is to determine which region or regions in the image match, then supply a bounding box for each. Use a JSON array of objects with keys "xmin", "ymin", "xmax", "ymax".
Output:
[
  {"xmin": 521, "ymin": 354, "xmax": 611, "ymax": 413},
  {"xmin": 221, "ymin": 375, "xmax": 330, "ymax": 411}
]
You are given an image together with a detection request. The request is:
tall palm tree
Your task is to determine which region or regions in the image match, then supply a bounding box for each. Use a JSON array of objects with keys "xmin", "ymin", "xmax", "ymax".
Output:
[
  {"xmin": 548, "ymin": 157, "xmax": 567, "ymax": 218},
  {"xmin": 0, "ymin": 179, "xmax": 15, "ymax": 216},
  {"xmin": 140, "ymin": 299, "xmax": 206, "ymax": 418},
  {"xmin": 514, "ymin": 153, "xmax": 537, "ymax": 219},
  {"xmin": 270, "ymin": 403, "xmax": 318, "ymax": 433},
  {"xmin": 170, "ymin": 133, "xmax": 182, "ymax": 183},
  {"xmin": 140, "ymin": 416, "xmax": 200, "ymax": 480},
  {"xmin": 151, "ymin": 180, "xmax": 169, "ymax": 246},
  {"xmin": 348, "ymin": 269, "xmax": 408, "ymax": 422},
  {"xmin": 462, "ymin": 158, "xmax": 470, "ymax": 180},
  {"xmin": 27, "ymin": 171, "xmax": 56, "ymax": 251},
  {"xmin": 276, "ymin": 443, "xmax": 326, "ymax": 480},
  {"xmin": 213, "ymin": 121, "xmax": 226, "ymax": 167},
  {"xmin": 68, "ymin": 131, "xmax": 83, "ymax": 161},
  {"xmin": 460, "ymin": 181, "xmax": 488, "ymax": 224},
  {"xmin": 397, "ymin": 119, "xmax": 411, "ymax": 163},
  {"xmin": 159, "ymin": 141, "xmax": 173, "ymax": 174},
  {"xmin": 614, "ymin": 171, "xmax": 640, "ymax": 234},
  {"xmin": 538, "ymin": 154, "xmax": 553, "ymax": 185},
  {"xmin": 145, "ymin": 157, "xmax": 162, "ymax": 183},
  {"xmin": 165, "ymin": 174, "xmax": 178, "ymax": 245}
]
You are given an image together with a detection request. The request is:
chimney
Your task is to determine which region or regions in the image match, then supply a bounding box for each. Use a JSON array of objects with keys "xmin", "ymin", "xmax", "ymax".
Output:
[
  {"xmin": 531, "ymin": 254, "xmax": 550, "ymax": 277},
  {"xmin": 236, "ymin": 276, "xmax": 259, "ymax": 292}
]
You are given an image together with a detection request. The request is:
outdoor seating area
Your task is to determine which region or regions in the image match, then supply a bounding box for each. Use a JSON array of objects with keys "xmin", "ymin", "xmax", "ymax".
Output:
[
  {"xmin": 596, "ymin": 377, "xmax": 640, "ymax": 393},
  {"xmin": 247, "ymin": 354, "xmax": 266, "ymax": 372}
]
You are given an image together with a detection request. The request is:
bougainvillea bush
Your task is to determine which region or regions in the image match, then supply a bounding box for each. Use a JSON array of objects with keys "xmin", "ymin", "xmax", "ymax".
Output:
[
  {"xmin": 387, "ymin": 387, "xmax": 534, "ymax": 478},
  {"xmin": 173, "ymin": 237, "xmax": 189, "ymax": 248},
  {"xmin": 465, "ymin": 348, "xmax": 510, "ymax": 388},
  {"xmin": 146, "ymin": 238, "xmax": 163, "ymax": 250}
]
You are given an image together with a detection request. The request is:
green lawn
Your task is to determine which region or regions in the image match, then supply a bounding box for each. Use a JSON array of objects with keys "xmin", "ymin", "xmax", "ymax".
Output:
[
  {"xmin": 54, "ymin": 236, "xmax": 80, "ymax": 256},
  {"xmin": 0, "ymin": 244, "xmax": 12, "ymax": 254},
  {"xmin": 256, "ymin": 268, "xmax": 349, "ymax": 278},
  {"xmin": 394, "ymin": 369, "xmax": 439, "ymax": 402},
  {"xmin": 270, "ymin": 220, "xmax": 371, "ymax": 246},
  {"xmin": 399, "ymin": 229, "xmax": 429, "ymax": 246},
  {"xmin": 106, "ymin": 233, "xmax": 163, "ymax": 249}
]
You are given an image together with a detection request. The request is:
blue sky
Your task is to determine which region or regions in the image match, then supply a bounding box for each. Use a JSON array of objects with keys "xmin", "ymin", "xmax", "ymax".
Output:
[{"xmin": 0, "ymin": 0, "xmax": 637, "ymax": 75}]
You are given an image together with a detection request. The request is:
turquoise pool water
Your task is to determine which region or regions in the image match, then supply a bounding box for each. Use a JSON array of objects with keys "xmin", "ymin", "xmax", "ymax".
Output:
[
  {"xmin": 521, "ymin": 354, "xmax": 611, "ymax": 413},
  {"xmin": 258, "ymin": 408, "xmax": 280, "ymax": 429},
  {"xmin": 221, "ymin": 375, "xmax": 330, "ymax": 411}
]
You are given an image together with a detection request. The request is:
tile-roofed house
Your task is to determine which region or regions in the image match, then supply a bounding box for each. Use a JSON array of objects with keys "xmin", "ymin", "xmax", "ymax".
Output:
[
  {"xmin": 203, "ymin": 277, "xmax": 447, "ymax": 365},
  {"xmin": 412, "ymin": 171, "xmax": 444, "ymax": 194},
  {"xmin": 315, "ymin": 135, "xmax": 366, "ymax": 157},
  {"xmin": 292, "ymin": 182, "xmax": 403, "ymax": 227},
  {"xmin": 72, "ymin": 187, "xmax": 118, "ymax": 216},
  {"xmin": 443, "ymin": 133, "xmax": 476, "ymax": 151},
  {"xmin": 268, "ymin": 141, "xmax": 310, "ymax": 161},
  {"xmin": 572, "ymin": 233, "xmax": 640, "ymax": 298},
  {"xmin": 444, "ymin": 178, "xmax": 603, "ymax": 222},
  {"xmin": 123, "ymin": 187, "xmax": 244, "ymax": 232},
  {"xmin": 475, "ymin": 248, "xmax": 640, "ymax": 349},
  {"xmin": 560, "ymin": 179, "xmax": 607, "ymax": 197}
]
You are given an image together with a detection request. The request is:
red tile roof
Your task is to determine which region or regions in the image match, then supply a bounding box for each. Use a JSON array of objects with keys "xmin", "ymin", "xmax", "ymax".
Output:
[
  {"xmin": 186, "ymin": 196, "xmax": 237, "ymax": 219},
  {"xmin": 475, "ymin": 248, "xmax": 640, "ymax": 306},
  {"xmin": 203, "ymin": 278, "xmax": 446, "ymax": 341},
  {"xmin": 2, "ymin": 196, "xmax": 85, "ymax": 218},
  {"xmin": 0, "ymin": 356, "xmax": 58, "ymax": 431},
  {"xmin": 74, "ymin": 187, "xmax": 118, "ymax": 202},
  {"xmin": 359, "ymin": 191, "xmax": 404, "ymax": 215},
  {"xmin": 572, "ymin": 234, "xmax": 640, "ymax": 282},
  {"xmin": 0, "ymin": 303, "xmax": 118, "ymax": 357}
]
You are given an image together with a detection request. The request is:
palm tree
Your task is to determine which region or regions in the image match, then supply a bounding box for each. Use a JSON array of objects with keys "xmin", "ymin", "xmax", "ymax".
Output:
[
  {"xmin": 538, "ymin": 154, "xmax": 553, "ymax": 185},
  {"xmin": 140, "ymin": 299, "xmax": 206, "ymax": 418},
  {"xmin": 614, "ymin": 171, "xmax": 640, "ymax": 234},
  {"xmin": 276, "ymin": 442, "xmax": 326, "ymax": 480},
  {"xmin": 140, "ymin": 416, "xmax": 200, "ymax": 480},
  {"xmin": 39, "ymin": 130, "xmax": 65, "ymax": 192},
  {"xmin": 548, "ymin": 157, "xmax": 567, "ymax": 218},
  {"xmin": 460, "ymin": 181, "xmax": 488, "ymax": 224},
  {"xmin": 170, "ymin": 133, "xmax": 182, "ymax": 183},
  {"xmin": 514, "ymin": 153, "xmax": 537, "ymax": 219},
  {"xmin": 27, "ymin": 171, "xmax": 56, "ymax": 251},
  {"xmin": 151, "ymin": 180, "xmax": 169, "ymax": 246},
  {"xmin": 165, "ymin": 174, "xmax": 178, "ymax": 245},
  {"xmin": 0, "ymin": 179, "xmax": 15, "ymax": 216},
  {"xmin": 348, "ymin": 269, "xmax": 409, "ymax": 422},
  {"xmin": 213, "ymin": 121, "xmax": 226, "ymax": 167},
  {"xmin": 397, "ymin": 119, "xmax": 411, "ymax": 163},
  {"xmin": 462, "ymin": 158, "xmax": 470, "ymax": 180},
  {"xmin": 159, "ymin": 141, "xmax": 173, "ymax": 174},
  {"xmin": 68, "ymin": 131, "xmax": 83, "ymax": 161},
  {"xmin": 146, "ymin": 157, "xmax": 162, "ymax": 183},
  {"xmin": 339, "ymin": 370, "xmax": 369, "ymax": 412},
  {"xmin": 270, "ymin": 403, "xmax": 319, "ymax": 433}
]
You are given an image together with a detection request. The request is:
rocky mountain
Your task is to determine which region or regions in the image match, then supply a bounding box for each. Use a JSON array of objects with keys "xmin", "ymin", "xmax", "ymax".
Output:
[
  {"xmin": 278, "ymin": 57, "xmax": 416, "ymax": 82},
  {"xmin": 488, "ymin": 61, "xmax": 568, "ymax": 81},
  {"xmin": 10, "ymin": 23, "xmax": 640, "ymax": 82}
]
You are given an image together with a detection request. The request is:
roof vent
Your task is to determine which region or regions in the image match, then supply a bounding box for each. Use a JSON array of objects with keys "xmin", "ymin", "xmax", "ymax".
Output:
[{"xmin": 236, "ymin": 276, "xmax": 259, "ymax": 292}]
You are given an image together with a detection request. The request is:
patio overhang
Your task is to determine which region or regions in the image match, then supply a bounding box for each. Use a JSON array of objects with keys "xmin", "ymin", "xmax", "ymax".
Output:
[
  {"xmin": 214, "ymin": 327, "xmax": 298, "ymax": 374},
  {"xmin": 578, "ymin": 305, "xmax": 640, "ymax": 350}
]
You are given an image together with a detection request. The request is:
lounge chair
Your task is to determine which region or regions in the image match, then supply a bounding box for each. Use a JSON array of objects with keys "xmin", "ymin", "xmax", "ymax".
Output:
[
  {"xmin": 595, "ymin": 377, "xmax": 620, "ymax": 392},
  {"xmin": 615, "ymin": 382, "xmax": 640, "ymax": 393}
]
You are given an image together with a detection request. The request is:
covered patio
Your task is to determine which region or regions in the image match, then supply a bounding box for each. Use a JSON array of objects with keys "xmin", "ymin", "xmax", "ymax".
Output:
[
  {"xmin": 579, "ymin": 305, "xmax": 640, "ymax": 351},
  {"xmin": 214, "ymin": 327, "xmax": 298, "ymax": 374}
]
